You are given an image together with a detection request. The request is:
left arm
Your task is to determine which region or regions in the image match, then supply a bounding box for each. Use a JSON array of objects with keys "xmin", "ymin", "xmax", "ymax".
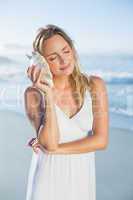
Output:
[{"xmin": 49, "ymin": 76, "xmax": 109, "ymax": 154}]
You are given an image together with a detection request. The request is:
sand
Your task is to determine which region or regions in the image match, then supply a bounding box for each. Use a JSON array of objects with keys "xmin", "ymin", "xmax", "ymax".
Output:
[{"xmin": 0, "ymin": 110, "xmax": 133, "ymax": 200}]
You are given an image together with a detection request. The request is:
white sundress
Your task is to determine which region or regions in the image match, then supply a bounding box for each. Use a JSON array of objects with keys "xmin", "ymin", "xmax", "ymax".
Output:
[{"xmin": 26, "ymin": 88, "xmax": 96, "ymax": 200}]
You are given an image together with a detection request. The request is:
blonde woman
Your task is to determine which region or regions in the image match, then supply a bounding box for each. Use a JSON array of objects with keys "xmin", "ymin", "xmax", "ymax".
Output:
[{"xmin": 24, "ymin": 24, "xmax": 109, "ymax": 200}]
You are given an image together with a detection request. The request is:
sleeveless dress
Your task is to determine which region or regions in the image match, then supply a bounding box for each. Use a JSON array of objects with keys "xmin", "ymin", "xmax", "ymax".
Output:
[{"xmin": 26, "ymin": 88, "xmax": 96, "ymax": 200}]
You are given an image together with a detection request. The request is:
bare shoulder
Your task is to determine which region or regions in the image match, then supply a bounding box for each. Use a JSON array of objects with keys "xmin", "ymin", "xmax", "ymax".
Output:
[
  {"xmin": 24, "ymin": 86, "xmax": 41, "ymax": 95},
  {"xmin": 24, "ymin": 86, "xmax": 42, "ymax": 102},
  {"xmin": 90, "ymin": 75, "xmax": 107, "ymax": 93}
]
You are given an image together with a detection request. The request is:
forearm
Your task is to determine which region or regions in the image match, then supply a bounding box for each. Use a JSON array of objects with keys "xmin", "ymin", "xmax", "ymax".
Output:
[
  {"xmin": 38, "ymin": 94, "xmax": 60, "ymax": 151},
  {"xmin": 49, "ymin": 134, "xmax": 106, "ymax": 154}
]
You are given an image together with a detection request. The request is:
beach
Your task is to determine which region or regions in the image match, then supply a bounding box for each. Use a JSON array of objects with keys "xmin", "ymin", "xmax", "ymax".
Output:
[
  {"xmin": 96, "ymin": 127, "xmax": 133, "ymax": 200},
  {"xmin": 0, "ymin": 110, "xmax": 133, "ymax": 200},
  {"xmin": 0, "ymin": 0, "xmax": 133, "ymax": 198}
]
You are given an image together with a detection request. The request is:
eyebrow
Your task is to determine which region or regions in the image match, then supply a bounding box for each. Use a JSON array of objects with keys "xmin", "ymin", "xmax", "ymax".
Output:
[{"xmin": 45, "ymin": 45, "xmax": 68, "ymax": 57}]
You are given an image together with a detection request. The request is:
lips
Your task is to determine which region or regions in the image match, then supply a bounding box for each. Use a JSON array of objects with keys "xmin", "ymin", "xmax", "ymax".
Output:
[{"xmin": 60, "ymin": 64, "xmax": 70, "ymax": 70}]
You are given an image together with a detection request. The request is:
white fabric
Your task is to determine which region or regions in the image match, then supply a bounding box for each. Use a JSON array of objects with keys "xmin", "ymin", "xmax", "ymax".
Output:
[{"xmin": 26, "ymin": 88, "xmax": 96, "ymax": 200}]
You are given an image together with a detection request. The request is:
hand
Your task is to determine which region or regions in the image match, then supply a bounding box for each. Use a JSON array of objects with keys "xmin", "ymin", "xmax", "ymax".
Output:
[
  {"xmin": 27, "ymin": 65, "xmax": 54, "ymax": 97},
  {"xmin": 27, "ymin": 137, "xmax": 50, "ymax": 154},
  {"xmin": 27, "ymin": 138, "xmax": 65, "ymax": 155}
]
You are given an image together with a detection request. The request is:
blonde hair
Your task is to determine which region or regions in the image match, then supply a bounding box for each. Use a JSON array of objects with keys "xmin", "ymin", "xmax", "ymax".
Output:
[{"xmin": 33, "ymin": 24, "xmax": 93, "ymax": 108}]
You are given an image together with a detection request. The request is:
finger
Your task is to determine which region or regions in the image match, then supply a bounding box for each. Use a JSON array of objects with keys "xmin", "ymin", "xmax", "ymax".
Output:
[
  {"xmin": 34, "ymin": 68, "xmax": 47, "ymax": 84},
  {"xmin": 34, "ymin": 68, "xmax": 42, "ymax": 84},
  {"xmin": 32, "ymin": 142, "xmax": 40, "ymax": 150},
  {"xmin": 33, "ymin": 143, "xmax": 46, "ymax": 154},
  {"xmin": 31, "ymin": 142, "xmax": 49, "ymax": 154},
  {"xmin": 31, "ymin": 139, "xmax": 39, "ymax": 147},
  {"xmin": 32, "ymin": 143, "xmax": 39, "ymax": 149},
  {"xmin": 36, "ymin": 74, "xmax": 51, "ymax": 88},
  {"xmin": 32, "ymin": 141, "xmax": 40, "ymax": 147},
  {"xmin": 40, "ymin": 68, "xmax": 51, "ymax": 86},
  {"xmin": 40, "ymin": 79, "xmax": 50, "ymax": 86},
  {"xmin": 27, "ymin": 66, "xmax": 32, "ymax": 79},
  {"xmin": 36, "ymin": 68, "xmax": 44, "ymax": 82},
  {"xmin": 33, "ymin": 67, "xmax": 41, "ymax": 83},
  {"xmin": 33, "ymin": 146, "xmax": 40, "ymax": 154},
  {"xmin": 30, "ymin": 65, "xmax": 36, "ymax": 82},
  {"xmin": 27, "ymin": 137, "xmax": 37, "ymax": 146},
  {"xmin": 33, "ymin": 81, "xmax": 48, "ymax": 93},
  {"xmin": 35, "ymin": 68, "xmax": 42, "ymax": 83}
]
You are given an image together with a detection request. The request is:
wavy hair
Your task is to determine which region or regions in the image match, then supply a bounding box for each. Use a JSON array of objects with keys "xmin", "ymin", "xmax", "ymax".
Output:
[{"xmin": 33, "ymin": 24, "xmax": 94, "ymax": 108}]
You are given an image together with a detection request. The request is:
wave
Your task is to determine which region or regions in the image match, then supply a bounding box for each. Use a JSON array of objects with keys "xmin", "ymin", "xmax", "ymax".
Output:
[
  {"xmin": 0, "ymin": 56, "xmax": 18, "ymax": 65},
  {"xmin": 0, "ymin": 63, "xmax": 133, "ymax": 85},
  {"xmin": 110, "ymin": 107, "xmax": 133, "ymax": 117},
  {"xmin": 0, "ymin": 64, "xmax": 27, "ymax": 83},
  {"xmin": 86, "ymin": 70, "xmax": 133, "ymax": 84}
]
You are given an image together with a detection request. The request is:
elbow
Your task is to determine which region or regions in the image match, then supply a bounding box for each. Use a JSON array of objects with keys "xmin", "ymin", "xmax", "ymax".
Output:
[
  {"xmin": 100, "ymin": 142, "xmax": 108, "ymax": 150},
  {"xmin": 98, "ymin": 137, "xmax": 109, "ymax": 150},
  {"xmin": 100, "ymin": 139, "xmax": 109, "ymax": 150},
  {"xmin": 38, "ymin": 131, "xmax": 60, "ymax": 152},
  {"xmin": 39, "ymin": 136, "xmax": 59, "ymax": 151}
]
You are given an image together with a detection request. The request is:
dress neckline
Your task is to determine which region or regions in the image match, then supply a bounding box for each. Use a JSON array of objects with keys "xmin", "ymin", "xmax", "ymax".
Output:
[{"xmin": 54, "ymin": 89, "xmax": 88, "ymax": 120}]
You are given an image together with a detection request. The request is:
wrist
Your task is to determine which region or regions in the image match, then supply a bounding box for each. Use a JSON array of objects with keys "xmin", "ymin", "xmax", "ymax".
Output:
[
  {"xmin": 45, "ymin": 93, "xmax": 54, "ymax": 108},
  {"xmin": 46, "ymin": 145, "xmax": 63, "ymax": 154}
]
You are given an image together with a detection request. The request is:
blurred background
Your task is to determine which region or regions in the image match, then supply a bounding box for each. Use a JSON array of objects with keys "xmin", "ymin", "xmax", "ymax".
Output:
[{"xmin": 0, "ymin": 0, "xmax": 133, "ymax": 199}]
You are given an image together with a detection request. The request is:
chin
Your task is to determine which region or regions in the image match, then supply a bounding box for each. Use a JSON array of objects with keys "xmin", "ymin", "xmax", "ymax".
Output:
[
  {"xmin": 53, "ymin": 65, "xmax": 74, "ymax": 77},
  {"xmin": 63, "ymin": 69, "xmax": 73, "ymax": 76},
  {"xmin": 62, "ymin": 64, "xmax": 74, "ymax": 75}
]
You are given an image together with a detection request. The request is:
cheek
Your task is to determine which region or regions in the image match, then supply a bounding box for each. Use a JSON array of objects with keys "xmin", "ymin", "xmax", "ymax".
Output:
[
  {"xmin": 70, "ymin": 54, "xmax": 75, "ymax": 65},
  {"xmin": 48, "ymin": 63, "xmax": 60, "ymax": 74},
  {"xmin": 46, "ymin": 58, "xmax": 59, "ymax": 71},
  {"xmin": 69, "ymin": 52, "xmax": 75, "ymax": 62}
]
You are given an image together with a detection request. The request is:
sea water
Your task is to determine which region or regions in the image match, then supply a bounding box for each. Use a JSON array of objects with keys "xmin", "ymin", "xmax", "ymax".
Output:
[{"xmin": 0, "ymin": 54, "xmax": 133, "ymax": 130}]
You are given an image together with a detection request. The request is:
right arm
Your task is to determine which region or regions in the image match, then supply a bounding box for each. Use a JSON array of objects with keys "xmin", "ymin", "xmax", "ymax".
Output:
[{"xmin": 24, "ymin": 86, "xmax": 60, "ymax": 151}]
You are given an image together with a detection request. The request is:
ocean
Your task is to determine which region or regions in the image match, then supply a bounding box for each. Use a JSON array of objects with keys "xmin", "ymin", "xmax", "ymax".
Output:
[{"xmin": 0, "ymin": 53, "xmax": 133, "ymax": 130}]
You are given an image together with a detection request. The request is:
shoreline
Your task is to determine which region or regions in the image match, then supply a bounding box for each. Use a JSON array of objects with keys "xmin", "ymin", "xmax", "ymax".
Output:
[
  {"xmin": 0, "ymin": 109, "xmax": 132, "ymax": 200},
  {"xmin": 0, "ymin": 108, "xmax": 133, "ymax": 130}
]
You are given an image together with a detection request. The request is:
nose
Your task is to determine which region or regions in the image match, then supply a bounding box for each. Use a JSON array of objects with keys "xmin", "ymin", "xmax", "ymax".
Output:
[{"xmin": 58, "ymin": 54, "xmax": 67, "ymax": 65}]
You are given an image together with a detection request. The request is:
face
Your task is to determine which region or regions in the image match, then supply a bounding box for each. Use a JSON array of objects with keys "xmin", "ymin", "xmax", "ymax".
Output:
[{"xmin": 42, "ymin": 34, "xmax": 75, "ymax": 76}]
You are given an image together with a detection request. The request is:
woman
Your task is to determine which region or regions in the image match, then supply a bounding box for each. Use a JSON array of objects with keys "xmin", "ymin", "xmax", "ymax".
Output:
[{"xmin": 24, "ymin": 24, "xmax": 109, "ymax": 200}]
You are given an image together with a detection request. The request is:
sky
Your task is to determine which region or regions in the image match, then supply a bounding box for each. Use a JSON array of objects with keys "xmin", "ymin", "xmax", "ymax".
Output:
[{"xmin": 0, "ymin": 0, "xmax": 133, "ymax": 56}]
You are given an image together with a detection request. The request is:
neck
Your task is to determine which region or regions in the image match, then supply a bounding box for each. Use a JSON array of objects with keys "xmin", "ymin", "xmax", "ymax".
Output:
[{"xmin": 53, "ymin": 75, "xmax": 71, "ymax": 91}]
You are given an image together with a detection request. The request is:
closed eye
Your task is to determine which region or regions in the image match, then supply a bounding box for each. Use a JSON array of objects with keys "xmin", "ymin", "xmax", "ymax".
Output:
[
  {"xmin": 49, "ymin": 57, "xmax": 57, "ymax": 61},
  {"xmin": 64, "ymin": 51, "xmax": 70, "ymax": 54},
  {"xmin": 48, "ymin": 50, "xmax": 70, "ymax": 61}
]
